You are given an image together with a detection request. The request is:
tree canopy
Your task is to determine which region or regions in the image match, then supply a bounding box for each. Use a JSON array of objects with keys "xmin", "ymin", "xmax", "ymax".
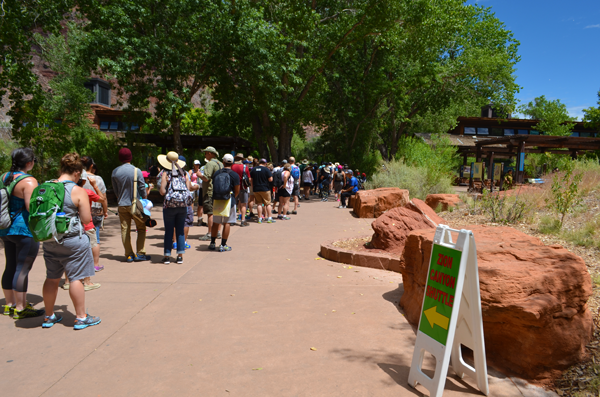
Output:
[{"xmin": 519, "ymin": 95, "xmax": 575, "ymax": 136}]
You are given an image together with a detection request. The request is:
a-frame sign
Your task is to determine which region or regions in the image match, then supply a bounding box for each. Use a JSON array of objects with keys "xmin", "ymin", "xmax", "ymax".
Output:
[{"xmin": 408, "ymin": 225, "xmax": 488, "ymax": 397}]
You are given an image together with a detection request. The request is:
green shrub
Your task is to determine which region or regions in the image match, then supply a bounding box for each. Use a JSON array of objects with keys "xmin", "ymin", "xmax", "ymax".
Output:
[
  {"xmin": 546, "ymin": 165, "xmax": 583, "ymax": 228},
  {"xmin": 481, "ymin": 190, "xmax": 531, "ymax": 224},
  {"xmin": 364, "ymin": 159, "xmax": 454, "ymax": 200}
]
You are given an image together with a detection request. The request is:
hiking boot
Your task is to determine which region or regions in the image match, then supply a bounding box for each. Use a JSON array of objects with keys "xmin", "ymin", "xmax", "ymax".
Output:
[
  {"xmin": 74, "ymin": 314, "xmax": 101, "ymax": 330},
  {"xmin": 219, "ymin": 245, "xmax": 232, "ymax": 252},
  {"xmin": 208, "ymin": 243, "xmax": 216, "ymax": 251},
  {"xmin": 42, "ymin": 314, "xmax": 62, "ymax": 328},
  {"xmin": 162, "ymin": 256, "xmax": 171, "ymax": 264},
  {"xmin": 176, "ymin": 255, "xmax": 183, "ymax": 264},
  {"xmin": 133, "ymin": 254, "xmax": 151, "ymax": 262},
  {"xmin": 13, "ymin": 306, "xmax": 45, "ymax": 319}
]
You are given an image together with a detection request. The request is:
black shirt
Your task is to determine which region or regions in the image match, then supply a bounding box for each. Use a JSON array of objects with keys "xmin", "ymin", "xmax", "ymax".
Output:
[{"xmin": 250, "ymin": 166, "xmax": 272, "ymax": 192}]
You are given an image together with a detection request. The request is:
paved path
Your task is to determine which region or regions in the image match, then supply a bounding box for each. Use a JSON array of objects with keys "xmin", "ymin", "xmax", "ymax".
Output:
[{"xmin": 1, "ymin": 198, "xmax": 555, "ymax": 396}]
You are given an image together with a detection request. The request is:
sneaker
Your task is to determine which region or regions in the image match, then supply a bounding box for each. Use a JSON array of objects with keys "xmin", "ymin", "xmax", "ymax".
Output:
[
  {"xmin": 219, "ymin": 245, "xmax": 232, "ymax": 252},
  {"xmin": 292, "ymin": 210, "xmax": 297, "ymax": 215},
  {"xmin": 185, "ymin": 241, "xmax": 191, "ymax": 249},
  {"xmin": 42, "ymin": 314, "xmax": 62, "ymax": 328},
  {"xmin": 126, "ymin": 255, "xmax": 135, "ymax": 263},
  {"xmin": 176, "ymin": 255, "xmax": 183, "ymax": 264},
  {"xmin": 94, "ymin": 265, "xmax": 104, "ymax": 272},
  {"xmin": 237, "ymin": 214, "xmax": 242, "ymax": 221},
  {"xmin": 286, "ymin": 211, "xmax": 291, "ymax": 215},
  {"xmin": 133, "ymin": 254, "xmax": 151, "ymax": 262},
  {"xmin": 199, "ymin": 233, "xmax": 212, "ymax": 241},
  {"xmin": 61, "ymin": 283, "xmax": 70, "ymax": 290},
  {"xmin": 280, "ymin": 216, "xmax": 290, "ymax": 220},
  {"xmin": 2, "ymin": 304, "xmax": 14, "ymax": 316},
  {"xmin": 84, "ymin": 283, "xmax": 101, "ymax": 291},
  {"xmin": 208, "ymin": 243, "xmax": 216, "ymax": 251},
  {"xmin": 13, "ymin": 306, "xmax": 45, "ymax": 319},
  {"xmin": 257, "ymin": 218, "xmax": 262, "ymax": 224},
  {"xmin": 74, "ymin": 314, "xmax": 101, "ymax": 330},
  {"xmin": 240, "ymin": 221, "xmax": 249, "ymax": 227},
  {"xmin": 266, "ymin": 218, "xmax": 276, "ymax": 223},
  {"xmin": 162, "ymin": 256, "xmax": 171, "ymax": 264},
  {"xmin": 343, "ymin": 205, "xmax": 347, "ymax": 209},
  {"xmin": 338, "ymin": 205, "xmax": 344, "ymax": 209},
  {"xmin": 173, "ymin": 242, "xmax": 177, "ymax": 250}
]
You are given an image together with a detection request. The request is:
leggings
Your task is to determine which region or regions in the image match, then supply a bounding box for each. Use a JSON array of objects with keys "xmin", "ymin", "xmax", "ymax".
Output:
[{"xmin": 1, "ymin": 235, "xmax": 40, "ymax": 292}]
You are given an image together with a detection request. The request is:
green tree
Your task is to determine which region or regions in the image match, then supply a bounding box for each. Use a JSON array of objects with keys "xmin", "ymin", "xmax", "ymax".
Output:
[
  {"xmin": 583, "ymin": 90, "xmax": 600, "ymax": 130},
  {"xmin": 79, "ymin": 0, "xmax": 235, "ymax": 153},
  {"xmin": 0, "ymin": 0, "xmax": 74, "ymax": 131},
  {"xmin": 519, "ymin": 95, "xmax": 576, "ymax": 136},
  {"xmin": 319, "ymin": 0, "xmax": 520, "ymax": 163}
]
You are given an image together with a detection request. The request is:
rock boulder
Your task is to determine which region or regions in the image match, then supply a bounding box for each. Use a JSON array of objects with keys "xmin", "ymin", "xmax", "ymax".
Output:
[
  {"xmin": 425, "ymin": 194, "xmax": 461, "ymax": 211},
  {"xmin": 370, "ymin": 199, "xmax": 445, "ymax": 254},
  {"xmin": 352, "ymin": 188, "xmax": 409, "ymax": 218},
  {"xmin": 399, "ymin": 225, "xmax": 593, "ymax": 380}
]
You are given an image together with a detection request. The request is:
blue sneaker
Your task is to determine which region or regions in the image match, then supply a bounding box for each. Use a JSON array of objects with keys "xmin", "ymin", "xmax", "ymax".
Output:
[
  {"xmin": 133, "ymin": 254, "xmax": 151, "ymax": 262},
  {"xmin": 42, "ymin": 314, "xmax": 62, "ymax": 328},
  {"xmin": 185, "ymin": 241, "xmax": 191, "ymax": 249},
  {"xmin": 126, "ymin": 255, "xmax": 134, "ymax": 263},
  {"xmin": 173, "ymin": 242, "xmax": 177, "ymax": 250},
  {"xmin": 74, "ymin": 314, "xmax": 101, "ymax": 330},
  {"xmin": 219, "ymin": 245, "xmax": 232, "ymax": 252}
]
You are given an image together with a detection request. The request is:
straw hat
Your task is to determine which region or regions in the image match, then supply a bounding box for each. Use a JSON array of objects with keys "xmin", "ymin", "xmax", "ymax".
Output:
[{"xmin": 157, "ymin": 151, "xmax": 186, "ymax": 170}]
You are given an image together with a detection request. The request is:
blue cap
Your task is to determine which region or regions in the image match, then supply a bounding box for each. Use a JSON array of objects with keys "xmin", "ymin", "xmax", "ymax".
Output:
[{"xmin": 178, "ymin": 155, "xmax": 186, "ymax": 162}]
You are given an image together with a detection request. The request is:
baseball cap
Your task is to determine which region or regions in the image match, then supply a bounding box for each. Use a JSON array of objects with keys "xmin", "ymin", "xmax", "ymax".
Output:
[
  {"xmin": 223, "ymin": 153, "xmax": 234, "ymax": 163},
  {"xmin": 194, "ymin": 160, "xmax": 201, "ymax": 165}
]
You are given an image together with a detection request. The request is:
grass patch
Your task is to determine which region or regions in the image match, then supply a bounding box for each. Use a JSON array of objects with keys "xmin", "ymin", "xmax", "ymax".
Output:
[
  {"xmin": 561, "ymin": 217, "xmax": 600, "ymax": 248},
  {"xmin": 538, "ymin": 215, "xmax": 561, "ymax": 234}
]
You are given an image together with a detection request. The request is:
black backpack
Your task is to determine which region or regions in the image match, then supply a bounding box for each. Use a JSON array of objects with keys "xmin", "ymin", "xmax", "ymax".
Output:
[
  {"xmin": 213, "ymin": 169, "xmax": 233, "ymax": 200},
  {"xmin": 242, "ymin": 164, "xmax": 251, "ymax": 189},
  {"xmin": 272, "ymin": 169, "xmax": 284, "ymax": 189}
]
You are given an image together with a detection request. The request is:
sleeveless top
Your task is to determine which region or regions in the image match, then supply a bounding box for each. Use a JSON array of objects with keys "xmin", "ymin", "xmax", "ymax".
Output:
[
  {"xmin": 284, "ymin": 171, "xmax": 294, "ymax": 194},
  {"xmin": 62, "ymin": 182, "xmax": 84, "ymax": 239},
  {"xmin": 0, "ymin": 172, "xmax": 33, "ymax": 237}
]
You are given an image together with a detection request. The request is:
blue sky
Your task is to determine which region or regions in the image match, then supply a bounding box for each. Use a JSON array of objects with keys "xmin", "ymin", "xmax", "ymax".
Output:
[{"xmin": 468, "ymin": 0, "xmax": 600, "ymax": 120}]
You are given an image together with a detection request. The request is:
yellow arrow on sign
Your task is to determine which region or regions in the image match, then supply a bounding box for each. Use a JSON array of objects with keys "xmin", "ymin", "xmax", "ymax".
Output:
[{"xmin": 424, "ymin": 306, "xmax": 449, "ymax": 330}]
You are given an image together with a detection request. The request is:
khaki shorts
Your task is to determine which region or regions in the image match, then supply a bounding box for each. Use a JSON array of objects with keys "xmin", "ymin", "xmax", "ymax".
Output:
[
  {"xmin": 202, "ymin": 195, "xmax": 213, "ymax": 215},
  {"xmin": 254, "ymin": 191, "xmax": 271, "ymax": 207},
  {"xmin": 86, "ymin": 228, "xmax": 98, "ymax": 248}
]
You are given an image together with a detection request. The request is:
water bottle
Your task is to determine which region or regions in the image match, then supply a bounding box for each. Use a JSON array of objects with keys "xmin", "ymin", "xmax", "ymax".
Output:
[{"xmin": 56, "ymin": 212, "xmax": 68, "ymax": 234}]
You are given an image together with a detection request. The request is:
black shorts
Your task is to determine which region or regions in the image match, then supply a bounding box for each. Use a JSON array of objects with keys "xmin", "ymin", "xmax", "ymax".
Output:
[
  {"xmin": 292, "ymin": 183, "xmax": 300, "ymax": 196},
  {"xmin": 303, "ymin": 182, "xmax": 312, "ymax": 187},
  {"xmin": 278, "ymin": 188, "xmax": 291, "ymax": 198}
]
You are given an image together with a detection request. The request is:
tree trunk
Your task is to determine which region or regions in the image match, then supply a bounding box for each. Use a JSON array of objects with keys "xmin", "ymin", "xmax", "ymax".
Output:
[
  {"xmin": 172, "ymin": 117, "xmax": 183, "ymax": 153},
  {"xmin": 251, "ymin": 115, "xmax": 270, "ymax": 160},
  {"xmin": 278, "ymin": 120, "xmax": 292, "ymax": 161},
  {"xmin": 266, "ymin": 135, "xmax": 278, "ymax": 164}
]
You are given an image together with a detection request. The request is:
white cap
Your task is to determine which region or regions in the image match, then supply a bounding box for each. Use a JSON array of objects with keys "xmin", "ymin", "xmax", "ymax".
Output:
[
  {"xmin": 223, "ymin": 153, "xmax": 234, "ymax": 163},
  {"xmin": 194, "ymin": 159, "xmax": 201, "ymax": 165}
]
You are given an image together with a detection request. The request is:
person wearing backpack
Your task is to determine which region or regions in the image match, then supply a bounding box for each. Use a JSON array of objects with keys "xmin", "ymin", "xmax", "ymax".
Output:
[
  {"xmin": 111, "ymin": 148, "xmax": 150, "ymax": 263},
  {"xmin": 209, "ymin": 154, "xmax": 240, "ymax": 251},
  {"xmin": 333, "ymin": 165, "xmax": 346, "ymax": 202},
  {"xmin": 41, "ymin": 153, "xmax": 100, "ymax": 330},
  {"xmin": 197, "ymin": 146, "xmax": 223, "ymax": 241},
  {"xmin": 288, "ymin": 157, "xmax": 301, "ymax": 215},
  {"xmin": 0, "ymin": 147, "xmax": 45, "ymax": 319},
  {"xmin": 231, "ymin": 153, "xmax": 251, "ymax": 227}
]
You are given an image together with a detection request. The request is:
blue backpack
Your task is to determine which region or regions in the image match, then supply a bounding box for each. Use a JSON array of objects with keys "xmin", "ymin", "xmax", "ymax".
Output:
[{"xmin": 291, "ymin": 165, "xmax": 300, "ymax": 181}]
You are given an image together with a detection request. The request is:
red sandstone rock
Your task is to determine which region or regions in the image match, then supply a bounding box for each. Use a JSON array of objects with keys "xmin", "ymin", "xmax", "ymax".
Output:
[
  {"xmin": 425, "ymin": 194, "xmax": 461, "ymax": 211},
  {"xmin": 352, "ymin": 188, "xmax": 409, "ymax": 218},
  {"xmin": 370, "ymin": 200, "xmax": 446, "ymax": 254},
  {"xmin": 399, "ymin": 225, "xmax": 593, "ymax": 380}
]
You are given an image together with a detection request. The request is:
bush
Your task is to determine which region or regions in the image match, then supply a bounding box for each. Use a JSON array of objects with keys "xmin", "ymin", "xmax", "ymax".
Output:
[
  {"xmin": 364, "ymin": 159, "xmax": 454, "ymax": 200},
  {"xmin": 481, "ymin": 190, "xmax": 532, "ymax": 224}
]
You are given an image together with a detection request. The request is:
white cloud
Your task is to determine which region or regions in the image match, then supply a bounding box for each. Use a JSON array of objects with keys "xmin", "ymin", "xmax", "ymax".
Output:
[
  {"xmin": 567, "ymin": 106, "xmax": 587, "ymax": 121},
  {"xmin": 585, "ymin": 24, "xmax": 600, "ymax": 29}
]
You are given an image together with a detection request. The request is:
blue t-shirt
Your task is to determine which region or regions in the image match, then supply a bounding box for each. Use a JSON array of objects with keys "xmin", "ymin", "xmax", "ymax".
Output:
[{"xmin": 349, "ymin": 176, "xmax": 359, "ymax": 194}]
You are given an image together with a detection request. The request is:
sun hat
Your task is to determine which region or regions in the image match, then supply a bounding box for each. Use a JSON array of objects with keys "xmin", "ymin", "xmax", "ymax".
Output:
[
  {"xmin": 234, "ymin": 153, "xmax": 244, "ymax": 160},
  {"xmin": 157, "ymin": 151, "xmax": 186, "ymax": 170},
  {"xmin": 223, "ymin": 153, "xmax": 234, "ymax": 163},
  {"xmin": 247, "ymin": 156, "xmax": 254, "ymax": 162},
  {"xmin": 301, "ymin": 159, "xmax": 309, "ymax": 165},
  {"xmin": 201, "ymin": 146, "xmax": 219, "ymax": 156}
]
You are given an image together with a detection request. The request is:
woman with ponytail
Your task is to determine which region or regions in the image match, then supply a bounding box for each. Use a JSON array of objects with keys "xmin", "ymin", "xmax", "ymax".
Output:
[{"xmin": 1, "ymin": 147, "xmax": 45, "ymax": 319}]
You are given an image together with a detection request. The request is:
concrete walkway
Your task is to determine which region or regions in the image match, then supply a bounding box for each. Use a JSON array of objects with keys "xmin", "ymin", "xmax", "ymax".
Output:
[{"xmin": 1, "ymin": 197, "xmax": 555, "ymax": 396}]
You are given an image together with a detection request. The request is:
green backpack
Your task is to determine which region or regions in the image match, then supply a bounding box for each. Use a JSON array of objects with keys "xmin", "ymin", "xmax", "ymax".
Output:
[{"xmin": 28, "ymin": 181, "xmax": 72, "ymax": 243}]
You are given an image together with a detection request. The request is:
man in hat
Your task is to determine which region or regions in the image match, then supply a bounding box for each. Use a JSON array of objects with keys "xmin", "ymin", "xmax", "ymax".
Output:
[
  {"xmin": 209, "ymin": 154, "xmax": 240, "ymax": 251},
  {"xmin": 231, "ymin": 153, "xmax": 251, "ymax": 227},
  {"xmin": 111, "ymin": 148, "xmax": 151, "ymax": 262},
  {"xmin": 197, "ymin": 146, "xmax": 223, "ymax": 241}
]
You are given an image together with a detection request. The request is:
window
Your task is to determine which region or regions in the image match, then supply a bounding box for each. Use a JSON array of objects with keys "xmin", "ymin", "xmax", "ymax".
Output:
[
  {"xmin": 490, "ymin": 128, "xmax": 503, "ymax": 136},
  {"xmin": 518, "ymin": 129, "xmax": 529, "ymax": 135},
  {"xmin": 530, "ymin": 130, "xmax": 539, "ymax": 135},
  {"xmin": 84, "ymin": 78, "xmax": 111, "ymax": 107},
  {"xmin": 100, "ymin": 121, "xmax": 109, "ymax": 130},
  {"xmin": 130, "ymin": 123, "xmax": 139, "ymax": 131},
  {"xmin": 464, "ymin": 127, "xmax": 476, "ymax": 135},
  {"xmin": 477, "ymin": 127, "xmax": 489, "ymax": 135},
  {"xmin": 580, "ymin": 132, "xmax": 591, "ymax": 137},
  {"xmin": 504, "ymin": 129, "xmax": 514, "ymax": 136},
  {"xmin": 109, "ymin": 122, "xmax": 119, "ymax": 130}
]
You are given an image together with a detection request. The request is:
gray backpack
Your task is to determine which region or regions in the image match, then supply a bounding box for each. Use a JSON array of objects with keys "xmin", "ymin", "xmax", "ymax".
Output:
[{"xmin": 0, "ymin": 173, "xmax": 29, "ymax": 230}]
